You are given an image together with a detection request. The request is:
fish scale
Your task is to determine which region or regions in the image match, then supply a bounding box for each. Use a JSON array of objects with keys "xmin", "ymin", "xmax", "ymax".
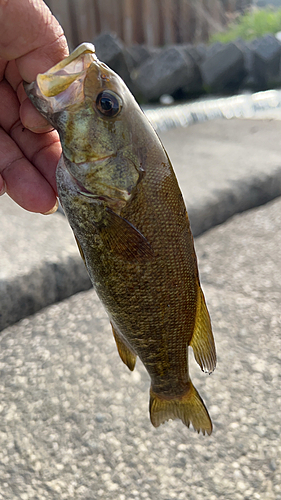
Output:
[{"xmin": 25, "ymin": 42, "xmax": 216, "ymax": 435}]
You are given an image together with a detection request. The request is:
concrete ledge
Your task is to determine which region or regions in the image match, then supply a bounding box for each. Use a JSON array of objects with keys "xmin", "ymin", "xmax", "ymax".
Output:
[
  {"xmin": 158, "ymin": 118, "xmax": 281, "ymax": 236},
  {"xmin": 0, "ymin": 195, "xmax": 91, "ymax": 331}
]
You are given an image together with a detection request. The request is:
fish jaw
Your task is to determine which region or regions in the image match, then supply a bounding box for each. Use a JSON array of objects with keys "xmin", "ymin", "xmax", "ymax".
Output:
[{"xmin": 24, "ymin": 43, "xmax": 97, "ymax": 128}]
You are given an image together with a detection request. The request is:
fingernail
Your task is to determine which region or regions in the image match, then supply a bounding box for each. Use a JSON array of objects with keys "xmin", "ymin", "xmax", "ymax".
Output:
[
  {"xmin": 0, "ymin": 177, "xmax": 6, "ymax": 196},
  {"xmin": 28, "ymin": 123, "xmax": 54, "ymax": 134},
  {"xmin": 42, "ymin": 199, "xmax": 59, "ymax": 215}
]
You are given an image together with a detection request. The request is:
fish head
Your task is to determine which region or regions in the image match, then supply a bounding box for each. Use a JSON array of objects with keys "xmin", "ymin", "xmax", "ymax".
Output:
[{"xmin": 24, "ymin": 43, "xmax": 148, "ymax": 208}]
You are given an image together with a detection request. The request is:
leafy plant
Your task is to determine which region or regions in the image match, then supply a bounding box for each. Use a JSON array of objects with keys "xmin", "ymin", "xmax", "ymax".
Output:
[{"xmin": 210, "ymin": 7, "xmax": 281, "ymax": 43}]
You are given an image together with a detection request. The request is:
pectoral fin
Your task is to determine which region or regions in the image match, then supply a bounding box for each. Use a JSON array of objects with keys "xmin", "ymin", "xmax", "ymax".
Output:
[
  {"xmin": 95, "ymin": 208, "xmax": 153, "ymax": 261},
  {"xmin": 190, "ymin": 288, "xmax": 216, "ymax": 374},
  {"xmin": 111, "ymin": 323, "xmax": 137, "ymax": 371}
]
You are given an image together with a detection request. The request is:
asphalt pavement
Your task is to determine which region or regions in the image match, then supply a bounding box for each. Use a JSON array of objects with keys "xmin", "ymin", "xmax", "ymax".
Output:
[{"xmin": 0, "ymin": 116, "xmax": 281, "ymax": 499}]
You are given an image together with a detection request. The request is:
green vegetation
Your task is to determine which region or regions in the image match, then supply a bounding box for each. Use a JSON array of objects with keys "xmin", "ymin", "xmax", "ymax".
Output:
[{"xmin": 210, "ymin": 8, "xmax": 281, "ymax": 44}]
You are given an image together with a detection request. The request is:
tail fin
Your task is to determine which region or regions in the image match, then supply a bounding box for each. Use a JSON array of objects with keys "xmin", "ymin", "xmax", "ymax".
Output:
[{"xmin": 149, "ymin": 381, "xmax": 212, "ymax": 435}]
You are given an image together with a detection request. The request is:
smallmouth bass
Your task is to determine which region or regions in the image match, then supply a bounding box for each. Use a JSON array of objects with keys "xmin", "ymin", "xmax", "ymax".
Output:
[{"xmin": 25, "ymin": 43, "xmax": 216, "ymax": 435}]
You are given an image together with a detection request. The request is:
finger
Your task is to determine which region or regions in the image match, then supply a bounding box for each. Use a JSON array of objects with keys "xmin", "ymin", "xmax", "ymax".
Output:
[
  {"xmin": 9, "ymin": 120, "xmax": 61, "ymax": 193},
  {"xmin": 5, "ymin": 63, "xmax": 56, "ymax": 133},
  {"xmin": 0, "ymin": 127, "xmax": 57, "ymax": 213},
  {"xmin": 1, "ymin": 61, "xmax": 52, "ymax": 135},
  {"xmin": 0, "ymin": 0, "xmax": 68, "ymax": 61},
  {"xmin": 0, "ymin": 174, "xmax": 6, "ymax": 196},
  {"xmin": 17, "ymin": 35, "xmax": 69, "ymax": 84},
  {"xmin": 18, "ymin": 80, "xmax": 52, "ymax": 131},
  {"xmin": 0, "ymin": 79, "xmax": 20, "ymax": 132},
  {"xmin": 0, "ymin": 79, "xmax": 58, "ymax": 187},
  {"xmin": 0, "ymin": 78, "xmax": 51, "ymax": 144},
  {"xmin": 0, "ymin": 0, "xmax": 68, "ymax": 82},
  {"xmin": 20, "ymin": 91, "xmax": 53, "ymax": 133},
  {"xmin": 0, "ymin": 57, "xmax": 7, "ymax": 80},
  {"xmin": 3, "ymin": 59, "xmax": 21, "ymax": 91}
]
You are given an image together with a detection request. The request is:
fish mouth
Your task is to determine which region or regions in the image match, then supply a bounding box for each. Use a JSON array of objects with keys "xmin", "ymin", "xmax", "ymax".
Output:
[
  {"xmin": 24, "ymin": 43, "xmax": 98, "ymax": 114},
  {"xmin": 35, "ymin": 43, "xmax": 97, "ymax": 98}
]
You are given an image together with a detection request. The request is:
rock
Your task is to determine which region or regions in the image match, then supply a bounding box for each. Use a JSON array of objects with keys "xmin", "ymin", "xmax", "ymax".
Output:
[
  {"xmin": 93, "ymin": 32, "xmax": 131, "ymax": 84},
  {"xmin": 236, "ymin": 38, "xmax": 261, "ymax": 90},
  {"xmin": 253, "ymin": 34, "xmax": 281, "ymax": 88},
  {"xmin": 180, "ymin": 44, "xmax": 205, "ymax": 94},
  {"xmin": 92, "ymin": 34, "xmax": 281, "ymax": 101},
  {"xmin": 124, "ymin": 44, "xmax": 153, "ymax": 71},
  {"xmin": 206, "ymin": 41, "xmax": 223, "ymax": 58},
  {"xmin": 200, "ymin": 42, "xmax": 246, "ymax": 91},
  {"xmin": 181, "ymin": 44, "xmax": 206, "ymax": 65},
  {"xmin": 131, "ymin": 46, "xmax": 197, "ymax": 102},
  {"xmin": 195, "ymin": 43, "xmax": 208, "ymax": 61}
]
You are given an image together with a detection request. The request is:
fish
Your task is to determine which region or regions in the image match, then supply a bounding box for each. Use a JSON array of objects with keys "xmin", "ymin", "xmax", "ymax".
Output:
[{"xmin": 24, "ymin": 43, "xmax": 216, "ymax": 435}]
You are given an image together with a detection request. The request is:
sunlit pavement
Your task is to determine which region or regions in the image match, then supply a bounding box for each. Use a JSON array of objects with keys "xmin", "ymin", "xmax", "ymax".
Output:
[{"xmin": 0, "ymin": 116, "xmax": 281, "ymax": 499}]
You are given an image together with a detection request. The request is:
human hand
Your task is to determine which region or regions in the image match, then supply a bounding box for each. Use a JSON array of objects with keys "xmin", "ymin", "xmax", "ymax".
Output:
[{"xmin": 0, "ymin": 0, "xmax": 68, "ymax": 214}]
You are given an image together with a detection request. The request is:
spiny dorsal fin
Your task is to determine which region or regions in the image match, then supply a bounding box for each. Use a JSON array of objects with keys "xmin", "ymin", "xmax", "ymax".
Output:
[
  {"xmin": 190, "ymin": 287, "xmax": 216, "ymax": 374},
  {"xmin": 111, "ymin": 323, "xmax": 137, "ymax": 371}
]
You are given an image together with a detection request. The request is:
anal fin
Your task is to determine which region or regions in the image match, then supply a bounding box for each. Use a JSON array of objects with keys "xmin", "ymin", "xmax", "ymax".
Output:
[
  {"xmin": 111, "ymin": 323, "xmax": 137, "ymax": 371},
  {"xmin": 150, "ymin": 381, "xmax": 212, "ymax": 435},
  {"xmin": 190, "ymin": 288, "xmax": 216, "ymax": 374}
]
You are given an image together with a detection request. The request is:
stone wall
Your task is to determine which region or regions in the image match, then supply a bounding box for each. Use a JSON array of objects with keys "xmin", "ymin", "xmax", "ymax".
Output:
[{"xmin": 94, "ymin": 32, "xmax": 281, "ymax": 103}]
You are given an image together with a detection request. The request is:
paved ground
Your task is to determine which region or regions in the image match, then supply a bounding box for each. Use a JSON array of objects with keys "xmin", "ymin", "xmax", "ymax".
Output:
[
  {"xmin": 0, "ymin": 116, "xmax": 281, "ymax": 499},
  {"xmin": 0, "ymin": 195, "xmax": 91, "ymax": 331},
  {"xmin": 0, "ymin": 196, "xmax": 280, "ymax": 500},
  {"xmin": 158, "ymin": 117, "xmax": 281, "ymax": 235}
]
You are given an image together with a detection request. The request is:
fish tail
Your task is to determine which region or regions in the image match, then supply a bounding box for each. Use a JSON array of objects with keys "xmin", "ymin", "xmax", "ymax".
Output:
[{"xmin": 149, "ymin": 381, "xmax": 212, "ymax": 435}]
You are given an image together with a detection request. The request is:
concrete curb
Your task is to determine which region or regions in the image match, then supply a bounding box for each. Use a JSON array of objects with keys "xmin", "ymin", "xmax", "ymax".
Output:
[
  {"xmin": 144, "ymin": 89, "xmax": 281, "ymax": 133},
  {"xmin": 0, "ymin": 196, "xmax": 91, "ymax": 332},
  {"xmin": 188, "ymin": 168, "xmax": 281, "ymax": 237},
  {"xmin": 158, "ymin": 117, "xmax": 281, "ymax": 236}
]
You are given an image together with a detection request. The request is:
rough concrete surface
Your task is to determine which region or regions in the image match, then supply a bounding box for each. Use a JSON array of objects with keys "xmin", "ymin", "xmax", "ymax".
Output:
[
  {"xmin": 158, "ymin": 118, "xmax": 281, "ymax": 236},
  {"xmin": 0, "ymin": 196, "xmax": 280, "ymax": 500},
  {"xmin": 0, "ymin": 195, "xmax": 91, "ymax": 331}
]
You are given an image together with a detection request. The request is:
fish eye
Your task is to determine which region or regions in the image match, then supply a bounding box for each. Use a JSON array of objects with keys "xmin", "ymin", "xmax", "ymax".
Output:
[{"xmin": 96, "ymin": 90, "xmax": 122, "ymax": 118}]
